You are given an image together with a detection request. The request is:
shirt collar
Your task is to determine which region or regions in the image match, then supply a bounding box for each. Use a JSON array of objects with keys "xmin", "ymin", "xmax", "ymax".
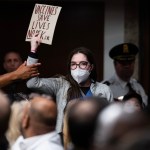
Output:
[
  {"xmin": 114, "ymin": 73, "xmax": 128, "ymax": 88},
  {"xmin": 18, "ymin": 132, "xmax": 56, "ymax": 149}
]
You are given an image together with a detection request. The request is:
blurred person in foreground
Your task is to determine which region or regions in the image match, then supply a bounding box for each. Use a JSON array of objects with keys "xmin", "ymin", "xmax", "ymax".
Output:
[
  {"xmin": 0, "ymin": 90, "xmax": 11, "ymax": 150},
  {"xmin": 65, "ymin": 97, "xmax": 109, "ymax": 150},
  {"xmin": 116, "ymin": 128, "xmax": 150, "ymax": 150},
  {"xmin": 6, "ymin": 100, "xmax": 28, "ymax": 149},
  {"xmin": 12, "ymin": 96, "xmax": 64, "ymax": 150},
  {"xmin": 92, "ymin": 102, "xmax": 150, "ymax": 150}
]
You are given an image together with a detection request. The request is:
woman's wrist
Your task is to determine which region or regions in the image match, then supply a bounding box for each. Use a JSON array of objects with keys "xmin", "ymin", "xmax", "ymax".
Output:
[{"xmin": 31, "ymin": 49, "xmax": 37, "ymax": 53}]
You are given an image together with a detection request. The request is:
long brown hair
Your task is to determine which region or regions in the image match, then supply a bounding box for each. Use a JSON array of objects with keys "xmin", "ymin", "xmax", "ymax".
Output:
[{"xmin": 66, "ymin": 47, "xmax": 97, "ymax": 102}]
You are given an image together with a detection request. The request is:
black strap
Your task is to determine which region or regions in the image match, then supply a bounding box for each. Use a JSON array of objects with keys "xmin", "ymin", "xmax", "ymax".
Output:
[{"xmin": 103, "ymin": 81, "xmax": 111, "ymax": 86}]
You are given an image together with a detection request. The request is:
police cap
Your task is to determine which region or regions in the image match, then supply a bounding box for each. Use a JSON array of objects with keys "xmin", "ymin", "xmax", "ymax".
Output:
[{"xmin": 109, "ymin": 43, "xmax": 139, "ymax": 61}]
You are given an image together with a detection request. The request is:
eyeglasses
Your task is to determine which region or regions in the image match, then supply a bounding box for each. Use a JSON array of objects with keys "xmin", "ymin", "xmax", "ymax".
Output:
[{"xmin": 70, "ymin": 61, "xmax": 90, "ymax": 70}]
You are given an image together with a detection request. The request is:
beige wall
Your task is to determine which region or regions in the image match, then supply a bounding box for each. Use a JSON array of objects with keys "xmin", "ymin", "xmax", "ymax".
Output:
[
  {"xmin": 103, "ymin": 0, "xmax": 139, "ymax": 80},
  {"xmin": 103, "ymin": 0, "xmax": 124, "ymax": 80},
  {"xmin": 124, "ymin": 0, "xmax": 139, "ymax": 80}
]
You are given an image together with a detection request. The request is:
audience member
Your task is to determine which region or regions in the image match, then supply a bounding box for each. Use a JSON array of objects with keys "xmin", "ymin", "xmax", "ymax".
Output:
[
  {"xmin": 1, "ymin": 51, "xmax": 40, "ymax": 103},
  {"xmin": 103, "ymin": 43, "xmax": 148, "ymax": 106},
  {"xmin": 123, "ymin": 92, "xmax": 144, "ymax": 111},
  {"xmin": 63, "ymin": 100, "xmax": 78, "ymax": 150},
  {"xmin": 0, "ymin": 90, "xmax": 11, "ymax": 150},
  {"xmin": 26, "ymin": 36, "xmax": 113, "ymax": 134},
  {"xmin": 66, "ymin": 97, "xmax": 109, "ymax": 150},
  {"xmin": 12, "ymin": 96, "xmax": 64, "ymax": 150},
  {"xmin": 3, "ymin": 51, "xmax": 23, "ymax": 73},
  {"xmin": 116, "ymin": 128, "xmax": 150, "ymax": 150},
  {"xmin": 6, "ymin": 100, "xmax": 28, "ymax": 149},
  {"xmin": 92, "ymin": 102, "xmax": 150, "ymax": 150}
]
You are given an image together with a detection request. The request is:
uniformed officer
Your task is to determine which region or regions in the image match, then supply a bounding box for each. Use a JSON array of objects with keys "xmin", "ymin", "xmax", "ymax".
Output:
[{"xmin": 103, "ymin": 43, "xmax": 148, "ymax": 106}]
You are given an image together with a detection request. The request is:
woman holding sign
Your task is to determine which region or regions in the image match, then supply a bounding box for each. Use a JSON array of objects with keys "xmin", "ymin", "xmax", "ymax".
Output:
[{"xmin": 26, "ymin": 36, "xmax": 113, "ymax": 134}]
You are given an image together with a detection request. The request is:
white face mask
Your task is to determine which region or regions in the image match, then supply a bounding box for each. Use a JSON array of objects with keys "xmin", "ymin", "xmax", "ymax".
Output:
[{"xmin": 71, "ymin": 68, "xmax": 90, "ymax": 84}]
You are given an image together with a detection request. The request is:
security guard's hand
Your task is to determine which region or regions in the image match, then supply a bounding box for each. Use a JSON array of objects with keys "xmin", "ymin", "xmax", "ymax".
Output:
[{"xmin": 14, "ymin": 61, "xmax": 41, "ymax": 80}]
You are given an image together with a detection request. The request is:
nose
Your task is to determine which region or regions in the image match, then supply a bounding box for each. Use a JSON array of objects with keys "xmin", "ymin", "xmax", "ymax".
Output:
[
  {"xmin": 76, "ymin": 64, "xmax": 80, "ymax": 68},
  {"xmin": 10, "ymin": 61, "xmax": 15, "ymax": 65},
  {"xmin": 9, "ymin": 60, "xmax": 16, "ymax": 67},
  {"xmin": 121, "ymin": 62, "xmax": 132, "ymax": 67},
  {"xmin": 118, "ymin": 60, "xmax": 134, "ymax": 66}
]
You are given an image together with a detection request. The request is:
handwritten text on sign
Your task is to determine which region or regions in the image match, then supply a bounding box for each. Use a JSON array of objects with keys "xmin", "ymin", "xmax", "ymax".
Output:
[{"xmin": 26, "ymin": 4, "xmax": 62, "ymax": 45}]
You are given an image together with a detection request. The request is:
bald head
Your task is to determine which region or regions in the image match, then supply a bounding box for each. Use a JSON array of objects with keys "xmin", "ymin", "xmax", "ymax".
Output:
[
  {"xmin": 67, "ymin": 97, "xmax": 108, "ymax": 149},
  {"xmin": 30, "ymin": 96, "xmax": 57, "ymax": 125},
  {"xmin": 70, "ymin": 100, "xmax": 100, "ymax": 122},
  {"xmin": 68, "ymin": 97, "xmax": 109, "ymax": 122},
  {"xmin": 21, "ymin": 96, "xmax": 57, "ymax": 137}
]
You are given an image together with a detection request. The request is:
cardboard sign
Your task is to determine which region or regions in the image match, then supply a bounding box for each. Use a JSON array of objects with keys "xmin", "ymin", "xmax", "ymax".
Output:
[{"xmin": 26, "ymin": 3, "xmax": 62, "ymax": 45}]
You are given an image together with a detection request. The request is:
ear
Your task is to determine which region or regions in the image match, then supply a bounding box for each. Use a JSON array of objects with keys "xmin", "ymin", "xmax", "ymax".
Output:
[
  {"xmin": 89, "ymin": 64, "xmax": 94, "ymax": 72},
  {"xmin": 22, "ymin": 113, "xmax": 30, "ymax": 129}
]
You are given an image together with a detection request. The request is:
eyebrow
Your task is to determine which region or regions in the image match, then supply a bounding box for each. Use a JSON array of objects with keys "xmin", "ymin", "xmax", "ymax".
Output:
[{"xmin": 71, "ymin": 61, "xmax": 88, "ymax": 63}]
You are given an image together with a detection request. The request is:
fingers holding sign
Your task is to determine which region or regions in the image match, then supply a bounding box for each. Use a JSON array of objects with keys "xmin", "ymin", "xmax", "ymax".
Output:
[{"xmin": 31, "ymin": 34, "xmax": 41, "ymax": 53}]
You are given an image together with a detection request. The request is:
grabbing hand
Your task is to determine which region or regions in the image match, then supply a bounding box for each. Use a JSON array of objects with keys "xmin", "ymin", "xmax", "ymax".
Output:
[
  {"xmin": 15, "ymin": 61, "xmax": 41, "ymax": 80},
  {"xmin": 31, "ymin": 35, "xmax": 41, "ymax": 53}
]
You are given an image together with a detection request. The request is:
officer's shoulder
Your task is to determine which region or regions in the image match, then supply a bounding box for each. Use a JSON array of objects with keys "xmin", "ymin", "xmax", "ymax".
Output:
[
  {"xmin": 131, "ymin": 78, "xmax": 141, "ymax": 84},
  {"xmin": 131, "ymin": 79, "xmax": 145, "ymax": 89},
  {"xmin": 96, "ymin": 82, "xmax": 111, "ymax": 91},
  {"xmin": 102, "ymin": 77, "xmax": 115, "ymax": 86}
]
